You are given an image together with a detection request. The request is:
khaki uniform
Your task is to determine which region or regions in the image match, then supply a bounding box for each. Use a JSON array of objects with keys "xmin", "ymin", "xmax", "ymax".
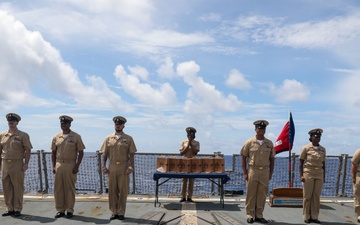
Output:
[
  {"xmin": 300, "ymin": 143, "xmax": 326, "ymax": 220},
  {"xmin": 51, "ymin": 131, "xmax": 85, "ymax": 213},
  {"xmin": 180, "ymin": 139, "xmax": 200, "ymax": 199},
  {"xmin": 352, "ymin": 148, "xmax": 360, "ymax": 218},
  {"xmin": 0, "ymin": 130, "xmax": 32, "ymax": 212},
  {"xmin": 240, "ymin": 136, "xmax": 275, "ymax": 219},
  {"xmin": 100, "ymin": 132, "xmax": 137, "ymax": 216}
]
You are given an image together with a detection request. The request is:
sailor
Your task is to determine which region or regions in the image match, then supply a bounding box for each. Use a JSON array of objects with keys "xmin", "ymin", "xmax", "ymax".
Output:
[
  {"xmin": 101, "ymin": 116, "xmax": 137, "ymax": 220},
  {"xmin": 51, "ymin": 115, "xmax": 85, "ymax": 218},
  {"xmin": 0, "ymin": 113, "xmax": 32, "ymax": 217},
  {"xmin": 351, "ymin": 146, "xmax": 360, "ymax": 222},
  {"xmin": 241, "ymin": 120, "xmax": 275, "ymax": 223},
  {"xmin": 179, "ymin": 127, "xmax": 200, "ymax": 202},
  {"xmin": 299, "ymin": 128, "xmax": 326, "ymax": 224}
]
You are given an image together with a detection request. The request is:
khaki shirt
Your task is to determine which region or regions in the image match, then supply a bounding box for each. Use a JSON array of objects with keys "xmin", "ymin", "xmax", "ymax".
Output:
[
  {"xmin": 51, "ymin": 130, "xmax": 85, "ymax": 161},
  {"xmin": 100, "ymin": 132, "xmax": 137, "ymax": 163},
  {"xmin": 240, "ymin": 136, "xmax": 275, "ymax": 167},
  {"xmin": 352, "ymin": 148, "xmax": 360, "ymax": 171},
  {"xmin": 0, "ymin": 129, "xmax": 32, "ymax": 160},
  {"xmin": 180, "ymin": 140, "xmax": 200, "ymax": 158},
  {"xmin": 300, "ymin": 142, "xmax": 326, "ymax": 175}
]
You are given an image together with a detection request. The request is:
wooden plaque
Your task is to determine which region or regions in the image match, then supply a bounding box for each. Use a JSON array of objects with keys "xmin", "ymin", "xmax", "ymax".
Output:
[
  {"xmin": 202, "ymin": 158, "xmax": 214, "ymax": 173},
  {"xmin": 156, "ymin": 157, "xmax": 168, "ymax": 172},
  {"xmin": 168, "ymin": 158, "xmax": 181, "ymax": 172},
  {"xmin": 179, "ymin": 158, "xmax": 192, "ymax": 173},
  {"xmin": 214, "ymin": 158, "xmax": 225, "ymax": 173},
  {"xmin": 191, "ymin": 158, "xmax": 203, "ymax": 173}
]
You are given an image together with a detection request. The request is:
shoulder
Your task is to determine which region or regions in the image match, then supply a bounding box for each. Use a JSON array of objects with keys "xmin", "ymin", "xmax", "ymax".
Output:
[
  {"xmin": 17, "ymin": 130, "xmax": 30, "ymax": 138},
  {"xmin": 245, "ymin": 136, "xmax": 256, "ymax": 144},
  {"xmin": 70, "ymin": 130, "xmax": 82, "ymax": 138},
  {"xmin": 264, "ymin": 138, "xmax": 274, "ymax": 146},
  {"xmin": 53, "ymin": 132, "xmax": 62, "ymax": 138},
  {"xmin": 122, "ymin": 132, "xmax": 133, "ymax": 139}
]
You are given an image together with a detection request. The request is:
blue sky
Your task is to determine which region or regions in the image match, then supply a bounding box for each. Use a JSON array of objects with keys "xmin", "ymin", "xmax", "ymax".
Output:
[{"xmin": 1, "ymin": 0, "xmax": 360, "ymax": 155}]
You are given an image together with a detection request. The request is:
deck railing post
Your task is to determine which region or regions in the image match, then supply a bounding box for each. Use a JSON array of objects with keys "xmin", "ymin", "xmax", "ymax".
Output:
[
  {"xmin": 96, "ymin": 151, "xmax": 103, "ymax": 194},
  {"xmin": 41, "ymin": 150, "xmax": 49, "ymax": 194},
  {"xmin": 36, "ymin": 150, "xmax": 43, "ymax": 193}
]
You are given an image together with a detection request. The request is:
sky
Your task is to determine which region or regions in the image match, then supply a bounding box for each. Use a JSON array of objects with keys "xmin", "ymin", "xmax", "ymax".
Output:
[{"xmin": 1, "ymin": 0, "xmax": 360, "ymax": 156}]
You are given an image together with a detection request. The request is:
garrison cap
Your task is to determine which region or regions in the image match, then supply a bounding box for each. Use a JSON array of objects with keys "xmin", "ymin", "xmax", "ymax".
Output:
[
  {"xmin": 308, "ymin": 128, "xmax": 323, "ymax": 137},
  {"xmin": 113, "ymin": 116, "xmax": 127, "ymax": 124},
  {"xmin": 59, "ymin": 115, "xmax": 73, "ymax": 124},
  {"xmin": 6, "ymin": 113, "xmax": 21, "ymax": 122},
  {"xmin": 253, "ymin": 120, "xmax": 269, "ymax": 129},
  {"xmin": 186, "ymin": 127, "xmax": 197, "ymax": 134}
]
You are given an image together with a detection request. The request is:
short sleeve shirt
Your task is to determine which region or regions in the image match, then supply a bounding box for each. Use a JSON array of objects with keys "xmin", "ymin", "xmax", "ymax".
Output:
[
  {"xmin": 352, "ymin": 148, "xmax": 360, "ymax": 172},
  {"xmin": 0, "ymin": 129, "xmax": 33, "ymax": 160},
  {"xmin": 240, "ymin": 136, "xmax": 275, "ymax": 167},
  {"xmin": 299, "ymin": 142, "xmax": 326, "ymax": 176},
  {"xmin": 179, "ymin": 140, "xmax": 200, "ymax": 158},
  {"xmin": 100, "ymin": 132, "xmax": 137, "ymax": 163},
  {"xmin": 51, "ymin": 130, "xmax": 85, "ymax": 161}
]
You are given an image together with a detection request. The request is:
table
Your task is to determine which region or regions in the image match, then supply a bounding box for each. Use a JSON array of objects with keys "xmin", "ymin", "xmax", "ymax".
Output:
[{"xmin": 153, "ymin": 172, "xmax": 230, "ymax": 208}]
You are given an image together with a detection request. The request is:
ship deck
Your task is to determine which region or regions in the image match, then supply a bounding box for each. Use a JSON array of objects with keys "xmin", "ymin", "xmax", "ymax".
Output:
[{"xmin": 0, "ymin": 194, "xmax": 357, "ymax": 224}]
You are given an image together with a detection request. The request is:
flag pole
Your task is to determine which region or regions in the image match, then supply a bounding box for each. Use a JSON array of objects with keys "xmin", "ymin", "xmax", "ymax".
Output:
[{"xmin": 288, "ymin": 111, "xmax": 292, "ymax": 188}]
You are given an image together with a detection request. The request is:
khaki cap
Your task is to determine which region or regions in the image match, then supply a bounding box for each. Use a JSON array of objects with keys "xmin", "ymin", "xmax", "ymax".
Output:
[
  {"xmin": 253, "ymin": 120, "xmax": 269, "ymax": 128},
  {"xmin": 113, "ymin": 116, "xmax": 127, "ymax": 124},
  {"xmin": 308, "ymin": 128, "xmax": 323, "ymax": 137},
  {"xmin": 59, "ymin": 115, "xmax": 73, "ymax": 124},
  {"xmin": 186, "ymin": 127, "xmax": 197, "ymax": 134},
  {"xmin": 6, "ymin": 113, "xmax": 21, "ymax": 122}
]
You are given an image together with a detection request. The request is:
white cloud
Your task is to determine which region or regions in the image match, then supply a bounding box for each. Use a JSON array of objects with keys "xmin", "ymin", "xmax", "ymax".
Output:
[
  {"xmin": 128, "ymin": 65, "xmax": 149, "ymax": 81},
  {"xmin": 157, "ymin": 57, "xmax": 175, "ymax": 79},
  {"xmin": 176, "ymin": 61, "xmax": 242, "ymax": 114},
  {"xmin": 225, "ymin": 69, "xmax": 251, "ymax": 90},
  {"xmin": 3, "ymin": 1, "xmax": 214, "ymax": 55},
  {"xmin": 332, "ymin": 70, "xmax": 360, "ymax": 110},
  {"xmin": 253, "ymin": 13, "xmax": 360, "ymax": 49},
  {"xmin": 114, "ymin": 65, "xmax": 177, "ymax": 106},
  {"xmin": 0, "ymin": 10, "xmax": 132, "ymax": 112},
  {"xmin": 268, "ymin": 79, "xmax": 310, "ymax": 103}
]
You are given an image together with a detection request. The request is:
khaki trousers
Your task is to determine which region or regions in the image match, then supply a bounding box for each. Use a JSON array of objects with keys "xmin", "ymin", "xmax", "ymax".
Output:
[
  {"xmin": 54, "ymin": 162, "xmax": 76, "ymax": 213},
  {"xmin": 1, "ymin": 159, "xmax": 24, "ymax": 212},
  {"xmin": 181, "ymin": 178, "xmax": 194, "ymax": 199},
  {"xmin": 245, "ymin": 168, "xmax": 269, "ymax": 219},
  {"xmin": 108, "ymin": 163, "xmax": 129, "ymax": 216},
  {"xmin": 302, "ymin": 173, "xmax": 323, "ymax": 220},
  {"xmin": 353, "ymin": 172, "xmax": 360, "ymax": 218}
]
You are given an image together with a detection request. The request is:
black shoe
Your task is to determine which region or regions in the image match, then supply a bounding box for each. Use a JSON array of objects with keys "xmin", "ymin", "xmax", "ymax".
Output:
[
  {"xmin": 255, "ymin": 218, "xmax": 268, "ymax": 223},
  {"xmin": 2, "ymin": 211, "xmax": 15, "ymax": 217},
  {"xmin": 66, "ymin": 212, "xmax": 73, "ymax": 218},
  {"xmin": 179, "ymin": 198, "xmax": 186, "ymax": 202},
  {"xmin": 187, "ymin": 198, "xmax": 194, "ymax": 202},
  {"xmin": 55, "ymin": 212, "xmax": 65, "ymax": 218},
  {"xmin": 312, "ymin": 219, "xmax": 321, "ymax": 223},
  {"xmin": 110, "ymin": 214, "xmax": 119, "ymax": 220},
  {"xmin": 119, "ymin": 215, "xmax": 125, "ymax": 220},
  {"xmin": 14, "ymin": 211, "xmax": 21, "ymax": 217},
  {"xmin": 304, "ymin": 219, "xmax": 311, "ymax": 223},
  {"xmin": 247, "ymin": 218, "xmax": 254, "ymax": 223}
]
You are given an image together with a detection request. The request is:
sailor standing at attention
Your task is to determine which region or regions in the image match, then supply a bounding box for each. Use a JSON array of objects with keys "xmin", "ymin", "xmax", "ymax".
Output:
[
  {"xmin": 299, "ymin": 128, "xmax": 326, "ymax": 224},
  {"xmin": 51, "ymin": 115, "xmax": 85, "ymax": 219},
  {"xmin": 0, "ymin": 113, "xmax": 32, "ymax": 218},
  {"xmin": 241, "ymin": 120, "xmax": 275, "ymax": 224},
  {"xmin": 101, "ymin": 116, "xmax": 137, "ymax": 221}
]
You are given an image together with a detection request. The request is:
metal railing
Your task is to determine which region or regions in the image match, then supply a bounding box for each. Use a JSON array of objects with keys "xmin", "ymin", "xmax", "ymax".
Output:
[{"xmin": 0, "ymin": 151, "xmax": 354, "ymax": 197}]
